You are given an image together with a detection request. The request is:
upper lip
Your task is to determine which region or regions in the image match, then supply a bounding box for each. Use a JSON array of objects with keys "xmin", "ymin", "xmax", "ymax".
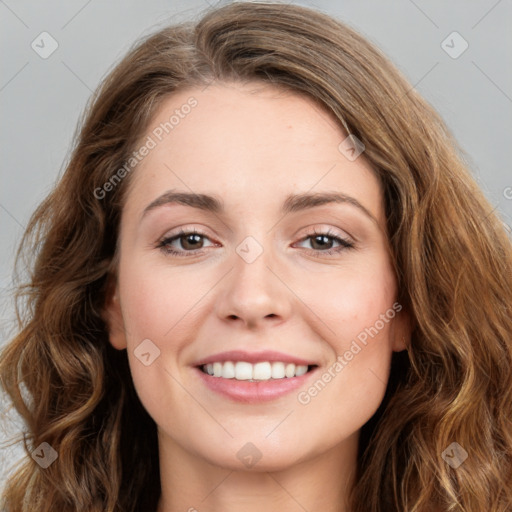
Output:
[{"xmin": 193, "ymin": 350, "xmax": 317, "ymax": 367}]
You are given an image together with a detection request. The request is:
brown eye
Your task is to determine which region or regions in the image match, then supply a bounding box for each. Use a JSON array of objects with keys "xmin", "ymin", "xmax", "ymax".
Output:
[
  {"xmin": 295, "ymin": 229, "xmax": 354, "ymax": 256},
  {"xmin": 158, "ymin": 229, "xmax": 215, "ymax": 257},
  {"xmin": 177, "ymin": 233, "xmax": 204, "ymax": 250},
  {"xmin": 309, "ymin": 234, "xmax": 336, "ymax": 250}
]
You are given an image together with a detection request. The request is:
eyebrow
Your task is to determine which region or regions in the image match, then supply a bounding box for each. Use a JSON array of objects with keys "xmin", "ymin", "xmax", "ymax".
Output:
[{"xmin": 141, "ymin": 190, "xmax": 378, "ymax": 224}]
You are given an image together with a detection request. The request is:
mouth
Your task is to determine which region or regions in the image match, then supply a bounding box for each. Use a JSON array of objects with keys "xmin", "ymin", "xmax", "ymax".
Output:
[{"xmin": 192, "ymin": 351, "xmax": 320, "ymax": 403}]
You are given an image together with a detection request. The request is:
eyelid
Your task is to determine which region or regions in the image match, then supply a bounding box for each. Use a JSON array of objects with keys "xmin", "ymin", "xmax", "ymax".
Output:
[
  {"xmin": 159, "ymin": 225, "xmax": 211, "ymax": 239},
  {"xmin": 296, "ymin": 224, "xmax": 352, "ymax": 241}
]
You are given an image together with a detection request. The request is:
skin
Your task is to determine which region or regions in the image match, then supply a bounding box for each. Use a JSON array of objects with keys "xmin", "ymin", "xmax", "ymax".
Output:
[{"xmin": 104, "ymin": 81, "xmax": 410, "ymax": 512}]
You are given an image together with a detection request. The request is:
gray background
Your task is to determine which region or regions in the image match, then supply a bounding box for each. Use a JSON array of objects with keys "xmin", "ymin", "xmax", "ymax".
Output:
[{"xmin": 1, "ymin": 0, "xmax": 511, "ymax": 493}]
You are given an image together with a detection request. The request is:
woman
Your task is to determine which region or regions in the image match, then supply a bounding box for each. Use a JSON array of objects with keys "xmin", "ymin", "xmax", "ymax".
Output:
[{"xmin": 1, "ymin": 2, "xmax": 511, "ymax": 511}]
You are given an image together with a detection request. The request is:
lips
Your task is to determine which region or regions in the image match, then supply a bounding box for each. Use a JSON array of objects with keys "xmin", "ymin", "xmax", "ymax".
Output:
[{"xmin": 192, "ymin": 350, "xmax": 319, "ymax": 403}]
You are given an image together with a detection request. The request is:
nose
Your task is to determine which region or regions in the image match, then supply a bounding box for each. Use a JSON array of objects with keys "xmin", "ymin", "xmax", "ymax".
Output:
[{"xmin": 215, "ymin": 240, "xmax": 292, "ymax": 330}]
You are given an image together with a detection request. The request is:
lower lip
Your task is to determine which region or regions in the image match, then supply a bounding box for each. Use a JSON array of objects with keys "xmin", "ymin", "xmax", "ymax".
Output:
[{"xmin": 194, "ymin": 366, "xmax": 318, "ymax": 403}]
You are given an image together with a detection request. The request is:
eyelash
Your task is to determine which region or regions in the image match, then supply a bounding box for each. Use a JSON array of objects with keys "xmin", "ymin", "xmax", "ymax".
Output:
[{"xmin": 156, "ymin": 227, "xmax": 355, "ymax": 258}]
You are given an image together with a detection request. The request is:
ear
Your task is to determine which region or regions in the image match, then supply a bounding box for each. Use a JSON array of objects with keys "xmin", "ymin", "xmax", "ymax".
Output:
[
  {"xmin": 102, "ymin": 274, "xmax": 127, "ymax": 350},
  {"xmin": 391, "ymin": 303, "xmax": 414, "ymax": 353}
]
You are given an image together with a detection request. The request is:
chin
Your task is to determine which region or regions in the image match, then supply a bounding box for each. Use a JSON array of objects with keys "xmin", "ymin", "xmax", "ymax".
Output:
[{"xmin": 193, "ymin": 436, "xmax": 311, "ymax": 473}]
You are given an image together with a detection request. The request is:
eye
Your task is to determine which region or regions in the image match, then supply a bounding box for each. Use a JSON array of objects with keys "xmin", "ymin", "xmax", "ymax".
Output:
[
  {"xmin": 294, "ymin": 228, "xmax": 354, "ymax": 256},
  {"xmin": 157, "ymin": 228, "xmax": 216, "ymax": 257}
]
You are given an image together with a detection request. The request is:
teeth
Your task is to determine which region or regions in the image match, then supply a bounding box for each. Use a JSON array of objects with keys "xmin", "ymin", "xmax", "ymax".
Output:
[
  {"xmin": 253, "ymin": 362, "xmax": 271, "ymax": 380},
  {"xmin": 285, "ymin": 363, "xmax": 295, "ymax": 378},
  {"xmin": 295, "ymin": 365, "xmax": 308, "ymax": 376},
  {"xmin": 201, "ymin": 361, "xmax": 310, "ymax": 380},
  {"xmin": 222, "ymin": 361, "xmax": 235, "ymax": 379},
  {"xmin": 235, "ymin": 361, "xmax": 253, "ymax": 380},
  {"xmin": 271, "ymin": 362, "xmax": 285, "ymax": 379},
  {"xmin": 213, "ymin": 362, "xmax": 223, "ymax": 377}
]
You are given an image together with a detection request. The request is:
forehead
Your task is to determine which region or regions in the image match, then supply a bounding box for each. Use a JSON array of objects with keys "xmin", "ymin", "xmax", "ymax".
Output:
[{"xmin": 123, "ymin": 81, "xmax": 384, "ymax": 225}]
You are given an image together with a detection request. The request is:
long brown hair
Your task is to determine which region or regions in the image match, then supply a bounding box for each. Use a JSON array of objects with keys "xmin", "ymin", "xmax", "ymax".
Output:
[{"xmin": 1, "ymin": 2, "xmax": 511, "ymax": 511}]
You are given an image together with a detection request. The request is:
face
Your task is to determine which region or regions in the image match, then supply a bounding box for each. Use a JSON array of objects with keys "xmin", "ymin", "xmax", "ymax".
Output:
[{"xmin": 105, "ymin": 81, "xmax": 409, "ymax": 471}]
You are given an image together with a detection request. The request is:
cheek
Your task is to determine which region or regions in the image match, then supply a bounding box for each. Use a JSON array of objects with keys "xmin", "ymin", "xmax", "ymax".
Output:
[
  {"xmin": 289, "ymin": 258, "xmax": 397, "ymax": 428},
  {"xmin": 298, "ymin": 254, "xmax": 397, "ymax": 345},
  {"xmin": 118, "ymin": 256, "xmax": 209, "ymax": 343},
  {"xmin": 116, "ymin": 258, "xmax": 216, "ymax": 418}
]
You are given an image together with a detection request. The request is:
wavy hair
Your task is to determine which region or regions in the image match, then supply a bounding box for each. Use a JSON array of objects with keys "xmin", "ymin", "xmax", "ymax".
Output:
[{"xmin": 1, "ymin": 2, "xmax": 511, "ymax": 511}]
